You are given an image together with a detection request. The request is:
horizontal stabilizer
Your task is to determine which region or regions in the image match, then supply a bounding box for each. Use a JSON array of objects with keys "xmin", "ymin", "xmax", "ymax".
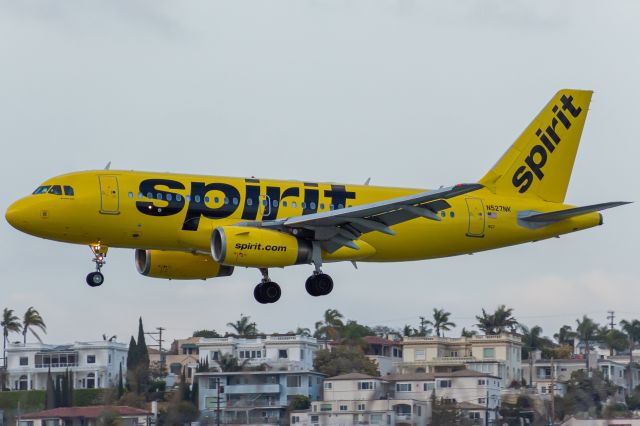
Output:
[{"xmin": 519, "ymin": 201, "xmax": 631, "ymax": 223}]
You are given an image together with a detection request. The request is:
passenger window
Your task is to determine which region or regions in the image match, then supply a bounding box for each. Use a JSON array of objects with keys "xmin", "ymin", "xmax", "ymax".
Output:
[
  {"xmin": 450, "ymin": 211, "xmax": 455, "ymax": 218},
  {"xmin": 232, "ymin": 197, "xmax": 238, "ymax": 205},
  {"xmin": 441, "ymin": 211, "xmax": 446, "ymax": 217},
  {"xmin": 214, "ymin": 197, "xmax": 220, "ymax": 203},
  {"xmin": 64, "ymin": 186, "xmax": 75, "ymax": 196},
  {"xmin": 186, "ymin": 196, "xmax": 191, "ymax": 202},
  {"xmin": 273, "ymin": 200, "xmax": 279, "ymax": 207},
  {"xmin": 205, "ymin": 196, "xmax": 210, "ymax": 203},
  {"xmin": 282, "ymin": 201, "xmax": 288, "ymax": 208},
  {"xmin": 247, "ymin": 199, "xmax": 253, "ymax": 206},
  {"xmin": 176, "ymin": 194, "xmax": 183, "ymax": 202},
  {"xmin": 156, "ymin": 193, "xmax": 163, "ymax": 200},
  {"xmin": 128, "ymin": 192, "xmax": 133, "ymax": 199},
  {"xmin": 166, "ymin": 193, "xmax": 172, "ymax": 201},
  {"xmin": 32, "ymin": 186, "xmax": 51, "ymax": 195},
  {"xmin": 320, "ymin": 203, "xmax": 325, "ymax": 210},
  {"xmin": 224, "ymin": 197, "xmax": 229, "ymax": 205},
  {"xmin": 147, "ymin": 192, "xmax": 153, "ymax": 199},
  {"xmin": 292, "ymin": 201, "xmax": 297, "ymax": 208},
  {"xmin": 48, "ymin": 185, "xmax": 62, "ymax": 195},
  {"xmin": 138, "ymin": 192, "xmax": 143, "ymax": 199},
  {"xmin": 301, "ymin": 202, "xmax": 307, "ymax": 209},
  {"xmin": 330, "ymin": 204, "xmax": 335, "ymax": 211},
  {"xmin": 310, "ymin": 202, "xmax": 316, "ymax": 210},
  {"xmin": 195, "ymin": 195, "xmax": 201, "ymax": 203}
]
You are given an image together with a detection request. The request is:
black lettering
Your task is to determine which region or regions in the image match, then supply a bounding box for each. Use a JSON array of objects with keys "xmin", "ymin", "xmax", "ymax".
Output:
[
  {"xmin": 524, "ymin": 145, "xmax": 548, "ymax": 180},
  {"xmin": 182, "ymin": 182, "xmax": 240, "ymax": 231},
  {"xmin": 536, "ymin": 128, "xmax": 555, "ymax": 152},
  {"xmin": 545, "ymin": 117, "xmax": 561, "ymax": 145},
  {"xmin": 552, "ymin": 105, "xmax": 571, "ymax": 129},
  {"xmin": 324, "ymin": 185, "xmax": 356, "ymax": 208},
  {"xmin": 512, "ymin": 166, "xmax": 534, "ymax": 193},
  {"xmin": 136, "ymin": 179, "xmax": 185, "ymax": 217},
  {"xmin": 560, "ymin": 94, "xmax": 582, "ymax": 118},
  {"xmin": 241, "ymin": 183, "xmax": 261, "ymax": 220},
  {"xmin": 303, "ymin": 184, "xmax": 319, "ymax": 215},
  {"xmin": 263, "ymin": 186, "xmax": 281, "ymax": 220}
]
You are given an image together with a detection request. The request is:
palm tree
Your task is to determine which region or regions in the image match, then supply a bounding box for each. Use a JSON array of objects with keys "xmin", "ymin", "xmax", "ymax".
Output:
[
  {"xmin": 22, "ymin": 307, "xmax": 46, "ymax": 344},
  {"xmin": 575, "ymin": 315, "xmax": 599, "ymax": 370},
  {"xmin": 554, "ymin": 325, "xmax": 576, "ymax": 346},
  {"xmin": 475, "ymin": 305, "xmax": 518, "ymax": 335},
  {"xmin": 294, "ymin": 327, "xmax": 311, "ymax": 337},
  {"xmin": 226, "ymin": 314, "xmax": 257, "ymax": 337},
  {"xmin": 2, "ymin": 308, "xmax": 22, "ymax": 367},
  {"xmin": 216, "ymin": 353, "xmax": 248, "ymax": 372},
  {"xmin": 460, "ymin": 328, "xmax": 477, "ymax": 338},
  {"xmin": 521, "ymin": 325, "xmax": 545, "ymax": 359},
  {"xmin": 597, "ymin": 326, "xmax": 627, "ymax": 356},
  {"xmin": 620, "ymin": 319, "xmax": 640, "ymax": 389},
  {"xmin": 403, "ymin": 325, "xmax": 417, "ymax": 337},
  {"xmin": 314, "ymin": 309, "xmax": 344, "ymax": 341},
  {"xmin": 426, "ymin": 308, "xmax": 456, "ymax": 337}
]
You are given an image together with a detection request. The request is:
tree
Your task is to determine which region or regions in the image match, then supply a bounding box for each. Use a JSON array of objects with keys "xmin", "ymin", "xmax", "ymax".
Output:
[
  {"xmin": 2, "ymin": 308, "xmax": 22, "ymax": 367},
  {"xmin": 460, "ymin": 328, "xmax": 477, "ymax": 338},
  {"xmin": 289, "ymin": 395, "xmax": 311, "ymax": 411},
  {"xmin": 314, "ymin": 309, "xmax": 344, "ymax": 341},
  {"xmin": 426, "ymin": 308, "xmax": 456, "ymax": 337},
  {"xmin": 294, "ymin": 327, "xmax": 311, "ymax": 337},
  {"xmin": 22, "ymin": 306, "xmax": 46, "ymax": 344},
  {"xmin": 216, "ymin": 354, "xmax": 248, "ymax": 372},
  {"xmin": 575, "ymin": 316, "xmax": 600, "ymax": 370},
  {"xmin": 136, "ymin": 318, "xmax": 150, "ymax": 371},
  {"xmin": 476, "ymin": 305, "xmax": 519, "ymax": 335},
  {"xmin": 313, "ymin": 347, "xmax": 379, "ymax": 377},
  {"xmin": 418, "ymin": 316, "xmax": 432, "ymax": 337},
  {"xmin": 561, "ymin": 369, "xmax": 616, "ymax": 416},
  {"xmin": 403, "ymin": 325, "xmax": 417, "ymax": 337},
  {"xmin": 118, "ymin": 362, "xmax": 125, "ymax": 399},
  {"xmin": 193, "ymin": 329, "xmax": 221, "ymax": 338},
  {"xmin": 340, "ymin": 320, "xmax": 374, "ymax": 348},
  {"xmin": 597, "ymin": 326, "xmax": 627, "ymax": 356},
  {"xmin": 430, "ymin": 391, "xmax": 463, "ymax": 425},
  {"xmin": 126, "ymin": 336, "xmax": 138, "ymax": 372},
  {"xmin": 554, "ymin": 325, "xmax": 576, "ymax": 346},
  {"xmin": 620, "ymin": 319, "xmax": 640, "ymax": 390},
  {"xmin": 520, "ymin": 325, "xmax": 554, "ymax": 360},
  {"xmin": 227, "ymin": 314, "xmax": 258, "ymax": 337},
  {"xmin": 45, "ymin": 368, "xmax": 56, "ymax": 409}
]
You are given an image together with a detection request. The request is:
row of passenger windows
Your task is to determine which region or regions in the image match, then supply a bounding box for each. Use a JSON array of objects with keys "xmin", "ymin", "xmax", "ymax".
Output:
[
  {"xmin": 127, "ymin": 191, "xmax": 351, "ymax": 210},
  {"xmin": 32, "ymin": 185, "xmax": 75, "ymax": 196}
]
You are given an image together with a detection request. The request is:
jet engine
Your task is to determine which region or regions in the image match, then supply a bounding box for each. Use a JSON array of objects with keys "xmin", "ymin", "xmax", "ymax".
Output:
[
  {"xmin": 135, "ymin": 250, "xmax": 234, "ymax": 280},
  {"xmin": 211, "ymin": 226, "xmax": 312, "ymax": 268}
]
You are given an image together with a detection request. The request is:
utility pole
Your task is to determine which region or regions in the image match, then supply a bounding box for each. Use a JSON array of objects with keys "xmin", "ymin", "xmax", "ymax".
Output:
[
  {"xmin": 145, "ymin": 327, "xmax": 165, "ymax": 376},
  {"xmin": 485, "ymin": 390, "xmax": 489, "ymax": 426},
  {"xmin": 607, "ymin": 311, "xmax": 616, "ymax": 330},
  {"xmin": 550, "ymin": 358, "xmax": 555, "ymax": 426}
]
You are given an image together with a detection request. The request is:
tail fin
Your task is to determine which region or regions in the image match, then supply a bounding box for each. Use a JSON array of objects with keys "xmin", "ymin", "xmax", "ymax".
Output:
[{"xmin": 479, "ymin": 89, "xmax": 593, "ymax": 203}]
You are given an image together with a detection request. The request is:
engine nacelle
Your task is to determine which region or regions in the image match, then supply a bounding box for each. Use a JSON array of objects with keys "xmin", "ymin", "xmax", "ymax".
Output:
[
  {"xmin": 135, "ymin": 250, "xmax": 234, "ymax": 280},
  {"xmin": 212, "ymin": 226, "xmax": 312, "ymax": 268}
]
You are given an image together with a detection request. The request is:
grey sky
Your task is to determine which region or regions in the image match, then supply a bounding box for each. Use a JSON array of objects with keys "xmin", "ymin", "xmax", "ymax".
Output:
[{"xmin": 0, "ymin": 0, "xmax": 638, "ymax": 345}]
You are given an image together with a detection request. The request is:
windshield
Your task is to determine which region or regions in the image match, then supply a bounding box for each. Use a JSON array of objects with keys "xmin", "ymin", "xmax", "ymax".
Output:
[{"xmin": 32, "ymin": 186, "xmax": 51, "ymax": 195}]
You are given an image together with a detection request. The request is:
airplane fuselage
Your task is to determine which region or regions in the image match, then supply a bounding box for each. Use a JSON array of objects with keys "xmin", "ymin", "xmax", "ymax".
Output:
[{"xmin": 5, "ymin": 170, "xmax": 602, "ymax": 262}]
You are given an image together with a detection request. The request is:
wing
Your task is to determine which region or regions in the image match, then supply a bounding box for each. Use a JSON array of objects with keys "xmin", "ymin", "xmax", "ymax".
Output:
[{"xmin": 245, "ymin": 183, "xmax": 483, "ymax": 253}]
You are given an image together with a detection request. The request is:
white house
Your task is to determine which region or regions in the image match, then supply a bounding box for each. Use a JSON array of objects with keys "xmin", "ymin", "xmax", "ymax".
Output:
[
  {"xmin": 198, "ymin": 334, "xmax": 319, "ymax": 371},
  {"xmin": 6, "ymin": 341, "xmax": 127, "ymax": 391}
]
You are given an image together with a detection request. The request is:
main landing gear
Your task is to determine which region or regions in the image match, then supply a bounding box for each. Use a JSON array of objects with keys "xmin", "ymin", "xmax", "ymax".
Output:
[
  {"xmin": 305, "ymin": 245, "xmax": 333, "ymax": 297},
  {"xmin": 253, "ymin": 268, "xmax": 282, "ymax": 304},
  {"xmin": 86, "ymin": 244, "xmax": 107, "ymax": 287}
]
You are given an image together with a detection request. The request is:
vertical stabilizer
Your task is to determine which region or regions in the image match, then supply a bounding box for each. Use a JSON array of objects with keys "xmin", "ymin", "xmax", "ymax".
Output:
[{"xmin": 479, "ymin": 89, "xmax": 592, "ymax": 203}]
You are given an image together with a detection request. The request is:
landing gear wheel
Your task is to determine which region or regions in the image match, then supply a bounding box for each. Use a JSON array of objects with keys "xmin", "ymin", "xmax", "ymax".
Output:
[
  {"xmin": 86, "ymin": 272, "xmax": 104, "ymax": 287},
  {"xmin": 305, "ymin": 274, "xmax": 333, "ymax": 296},
  {"xmin": 254, "ymin": 282, "xmax": 282, "ymax": 304}
]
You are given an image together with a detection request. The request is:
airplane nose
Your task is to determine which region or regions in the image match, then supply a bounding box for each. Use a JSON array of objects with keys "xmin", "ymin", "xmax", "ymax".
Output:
[{"xmin": 5, "ymin": 200, "xmax": 26, "ymax": 231}]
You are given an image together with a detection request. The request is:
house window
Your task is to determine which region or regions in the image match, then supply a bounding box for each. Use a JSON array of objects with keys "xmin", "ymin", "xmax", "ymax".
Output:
[
  {"xmin": 415, "ymin": 350, "xmax": 426, "ymax": 361},
  {"xmin": 320, "ymin": 404, "xmax": 332, "ymax": 412},
  {"xmin": 324, "ymin": 382, "xmax": 332, "ymax": 389},
  {"xmin": 424, "ymin": 382, "xmax": 435, "ymax": 391},
  {"xmin": 291, "ymin": 416, "xmax": 299, "ymax": 424},
  {"xmin": 287, "ymin": 375, "xmax": 302, "ymax": 387},
  {"xmin": 20, "ymin": 357, "xmax": 28, "ymax": 366},
  {"xmin": 450, "ymin": 351, "xmax": 458, "ymax": 357},
  {"xmin": 358, "ymin": 381, "xmax": 376, "ymax": 390},
  {"xmin": 87, "ymin": 355, "xmax": 96, "ymax": 364},
  {"xmin": 339, "ymin": 405, "xmax": 348, "ymax": 411},
  {"xmin": 396, "ymin": 383, "xmax": 412, "ymax": 392},
  {"xmin": 108, "ymin": 354, "xmax": 112, "ymax": 364},
  {"xmin": 370, "ymin": 414, "xmax": 382, "ymax": 424},
  {"xmin": 300, "ymin": 349, "xmax": 305, "ymax": 360},
  {"xmin": 483, "ymin": 348, "xmax": 495, "ymax": 358},
  {"xmin": 418, "ymin": 406, "xmax": 422, "ymax": 416},
  {"xmin": 478, "ymin": 398, "xmax": 486, "ymax": 404},
  {"xmin": 279, "ymin": 349, "xmax": 288, "ymax": 359},
  {"xmin": 211, "ymin": 351, "xmax": 220, "ymax": 361},
  {"xmin": 478, "ymin": 379, "xmax": 486, "ymax": 385},
  {"xmin": 18, "ymin": 375, "xmax": 28, "ymax": 390},
  {"xmin": 310, "ymin": 415, "xmax": 319, "ymax": 422},
  {"xmin": 357, "ymin": 403, "xmax": 365, "ymax": 411},
  {"xmin": 438, "ymin": 380, "xmax": 452, "ymax": 388},
  {"xmin": 469, "ymin": 412, "xmax": 480, "ymax": 420},
  {"xmin": 87, "ymin": 373, "xmax": 96, "ymax": 389}
]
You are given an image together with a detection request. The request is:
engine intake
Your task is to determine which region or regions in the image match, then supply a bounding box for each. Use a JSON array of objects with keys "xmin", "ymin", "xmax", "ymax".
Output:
[
  {"xmin": 212, "ymin": 226, "xmax": 312, "ymax": 268},
  {"xmin": 135, "ymin": 250, "xmax": 234, "ymax": 280}
]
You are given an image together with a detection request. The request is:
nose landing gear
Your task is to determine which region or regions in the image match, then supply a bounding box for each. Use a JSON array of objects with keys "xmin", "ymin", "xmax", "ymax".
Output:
[{"xmin": 86, "ymin": 244, "xmax": 107, "ymax": 287}]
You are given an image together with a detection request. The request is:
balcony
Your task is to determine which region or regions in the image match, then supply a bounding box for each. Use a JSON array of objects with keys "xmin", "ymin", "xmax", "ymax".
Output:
[{"xmin": 224, "ymin": 384, "xmax": 281, "ymax": 394}]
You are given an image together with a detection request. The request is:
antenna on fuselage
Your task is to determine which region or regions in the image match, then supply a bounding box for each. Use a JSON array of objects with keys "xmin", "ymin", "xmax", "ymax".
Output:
[
  {"xmin": 364, "ymin": 177, "xmax": 371, "ymax": 186},
  {"xmin": 104, "ymin": 161, "xmax": 111, "ymax": 170}
]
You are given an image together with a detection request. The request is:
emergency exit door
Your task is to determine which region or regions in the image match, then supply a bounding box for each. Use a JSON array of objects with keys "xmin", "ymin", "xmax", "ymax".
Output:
[
  {"xmin": 465, "ymin": 198, "xmax": 485, "ymax": 238},
  {"xmin": 99, "ymin": 175, "xmax": 120, "ymax": 214}
]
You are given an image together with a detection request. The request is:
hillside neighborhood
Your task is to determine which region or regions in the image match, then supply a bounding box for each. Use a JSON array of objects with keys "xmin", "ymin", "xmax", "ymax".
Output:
[{"xmin": 2, "ymin": 306, "xmax": 640, "ymax": 425}]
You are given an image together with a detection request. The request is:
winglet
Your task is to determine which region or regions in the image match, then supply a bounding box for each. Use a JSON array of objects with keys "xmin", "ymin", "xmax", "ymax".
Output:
[{"xmin": 104, "ymin": 161, "xmax": 111, "ymax": 170}]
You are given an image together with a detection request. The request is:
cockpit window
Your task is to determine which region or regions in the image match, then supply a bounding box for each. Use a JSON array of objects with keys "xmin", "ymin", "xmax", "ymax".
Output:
[
  {"xmin": 48, "ymin": 185, "xmax": 62, "ymax": 195},
  {"xmin": 32, "ymin": 186, "xmax": 51, "ymax": 195},
  {"xmin": 63, "ymin": 186, "xmax": 74, "ymax": 196}
]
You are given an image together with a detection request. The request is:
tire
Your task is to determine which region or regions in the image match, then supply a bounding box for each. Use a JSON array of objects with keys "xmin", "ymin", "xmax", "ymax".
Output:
[
  {"xmin": 263, "ymin": 282, "xmax": 281, "ymax": 303},
  {"xmin": 254, "ymin": 284, "xmax": 268, "ymax": 304},
  {"xmin": 316, "ymin": 274, "xmax": 334, "ymax": 296},
  {"xmin": 305, "ymin": 275, "xmax": 320, "ymax": 296},
  {"xmin": 86, "ymin": 272, "xmax": 104, "ymax": 287}
]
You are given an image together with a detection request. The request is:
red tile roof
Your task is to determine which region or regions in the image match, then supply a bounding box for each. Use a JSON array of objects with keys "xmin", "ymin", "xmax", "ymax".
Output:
[
  {"xmin": 23, "ymin": 406, "xmax": 151, "ymax": 419},
  {"xmin": 363, "ymin": 336, "xmax": 401, "ymax": 346}
]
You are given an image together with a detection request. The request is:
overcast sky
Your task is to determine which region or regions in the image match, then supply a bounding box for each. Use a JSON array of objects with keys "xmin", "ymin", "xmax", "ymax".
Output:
[{"xmin": 0, "ymin": 0, "xmax": 638, "ymax": 347}]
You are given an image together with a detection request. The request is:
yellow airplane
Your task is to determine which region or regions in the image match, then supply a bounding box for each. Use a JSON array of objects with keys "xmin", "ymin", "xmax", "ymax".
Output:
[{"xmin": 5, "ymin": 89, "xmax": 629, "ymax": 303}]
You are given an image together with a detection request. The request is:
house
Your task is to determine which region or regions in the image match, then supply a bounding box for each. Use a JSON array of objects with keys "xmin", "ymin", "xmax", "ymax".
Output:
[
  {"xmin": 197, "ymin": 334, "xmax": 320, "ymax": 371},
  {"xmin": 399, "ymin": 333, "xmax": 522, "ymax": 387},
  {"xmin": 17, "ymin": 405, "xmax": 151, "ymax": 426},
  {"xmin": 6, "ymin": 341, "xmax": 127, "ymax": 391},
  {"xmin": 148, "ymin": 337, "xmax": 201, "ymax": 383},
  {"xmin": 292, "ymin": 369, "xmax": 500, "ymax": 425},
  {"xmin": 196, "ymin": 369, "xmax": 324, "ymax": 425}
]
